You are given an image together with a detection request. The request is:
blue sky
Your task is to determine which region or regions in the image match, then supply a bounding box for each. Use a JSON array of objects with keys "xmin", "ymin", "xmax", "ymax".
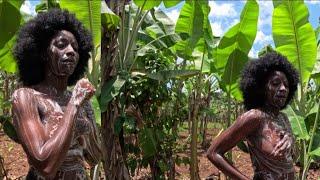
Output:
[
  {"xmin": 160, "ymin": 0, "xmax": 320, "ymax": 58},
  {"xmin": 21, "ymin": 0, "xmax": 320, "ymax": 58}
]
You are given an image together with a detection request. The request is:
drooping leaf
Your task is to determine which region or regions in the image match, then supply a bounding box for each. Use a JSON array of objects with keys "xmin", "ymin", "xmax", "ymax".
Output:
[
  {"xmin": 136, "ymin": 9, "xmax": 180, "ymax": 56},
  {"xmin": 99, "ymin": 76, "xmax": 126, "ymax": 112},
  {"xmin": 174, "ymin": 1, "xmax": 205, "ymax": 58},
  {"xmin": 60, "ymin": 0, "xmax": 101, "ymax": 48},
  {"xmin": 283, "ymin": 105, "xmax": 310, "ymax": 140},
  {"xmin": 101, "ymin": 1, "xmax": 120, "ymax": 30},
  {"xmin": 192, "ymin": 46, "xmax": 210, "ymax": 73},
  {"xmin": 214, "ymin": 0, "xmax": 259, "ymax": 101},
  {"xmin": 272, "ymin": 0, "xmax": 317, "ymax": 84}
]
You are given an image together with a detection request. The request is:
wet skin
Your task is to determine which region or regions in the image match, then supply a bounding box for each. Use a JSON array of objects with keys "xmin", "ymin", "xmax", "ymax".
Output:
[
  {"xmin": 207, "ymin": 71, "xmax": 294, "ymax": 180},
  {"xmin": 47, "ymin": 30, "xmax": 79, "ymax": 77},
  {"xmin": 12, "ymin": 30, "xmax": 101, "ymax": 178}
]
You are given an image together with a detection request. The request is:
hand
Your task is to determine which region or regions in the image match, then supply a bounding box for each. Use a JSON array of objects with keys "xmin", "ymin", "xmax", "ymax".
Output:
[
  {"xmin": 71, "ymin": 78, "xmax": 95, "ymax": 106},
  {"xmin": 271, "ymin": 133, "xmax": 292, "ymax": 157}
]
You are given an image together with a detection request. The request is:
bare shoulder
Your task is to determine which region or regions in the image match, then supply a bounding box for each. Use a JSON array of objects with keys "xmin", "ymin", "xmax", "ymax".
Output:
[
  {"xmin": 12, "ymin": 88, "xmax": 36, "ymax": 103},
  {"xmin": 238, "ymin": 109, "xmax": 264, "ymax": 123}
]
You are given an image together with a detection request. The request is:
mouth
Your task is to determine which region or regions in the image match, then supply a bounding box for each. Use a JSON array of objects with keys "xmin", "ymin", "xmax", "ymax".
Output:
[
  {"xmin": 61, "ymin": 58, "xmax": 76, "ymax": 65},
  {"xmin": 275, "ymin": 95, "xmax": 287, "ymax": 102}
]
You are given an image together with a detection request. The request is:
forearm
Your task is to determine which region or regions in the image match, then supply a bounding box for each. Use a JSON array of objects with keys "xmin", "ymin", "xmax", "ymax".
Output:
[
  {"xmin": 207, "ymin": 151, "xmax": 249, "ymax": 180},
  {"xmin": 32, "ymin": 102, "xmax": 78, "ymax": 175}
]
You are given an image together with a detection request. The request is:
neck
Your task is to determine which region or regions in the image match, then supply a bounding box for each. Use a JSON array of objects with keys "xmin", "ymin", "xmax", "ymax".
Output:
[
  {"xmin": 262, "ymin": 103, "xmax": 280, "ymax": 116},
  {"xmin": 42, "ymin": 71, "xmax": 68, "ymax": 95}
]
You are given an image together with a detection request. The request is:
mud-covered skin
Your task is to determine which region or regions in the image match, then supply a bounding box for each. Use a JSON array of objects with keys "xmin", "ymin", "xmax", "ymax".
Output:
[
  {"xmin": 11, "ymin": 30, "xmax": 101, "ymax": 179},
  {"xmin": 207, "ymin": 71, "xmax": 294, "ymax": 180},
  {"xmin": 247, "ymin": 112, "xmax": 294, "ymax": 180},
  {"xmin": 47, "ymin": 30, "xmax": 79, "ymax": 77}
]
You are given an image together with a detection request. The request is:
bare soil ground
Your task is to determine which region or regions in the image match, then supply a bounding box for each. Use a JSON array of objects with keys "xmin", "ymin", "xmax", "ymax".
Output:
[{"xmin": 0, "ymin": 128, "xmax": 319, "ymax": 179}]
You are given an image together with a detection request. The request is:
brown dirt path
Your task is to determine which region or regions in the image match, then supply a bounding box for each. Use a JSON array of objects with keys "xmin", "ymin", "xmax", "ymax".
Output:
[{"xmin": 0, "ymin": 129, "xmax": 319, "ymax": 179}]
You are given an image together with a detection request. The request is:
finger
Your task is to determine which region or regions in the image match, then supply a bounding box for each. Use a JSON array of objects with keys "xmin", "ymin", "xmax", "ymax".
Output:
[
  {"xmin": 273, "ymin": 142, "xmax": 287, "ymax": 155},
  {"xmin": 274, "ymin": 139, "xmax": 285, "ymax": 150}
]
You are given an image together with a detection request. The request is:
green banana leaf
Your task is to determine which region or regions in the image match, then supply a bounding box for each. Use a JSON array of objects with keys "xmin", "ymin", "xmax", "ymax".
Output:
[
  {"xmin": 0, "ymin": 0, "xmax": 24, "ymax": 73},
  {"xmin": 283, "ymin": 105, "xmax": 310, "ymax": 140},
  {"xmin": 60, "ymin": 0, "xmax": 101, "ymax": 48},
  {"xmin": 174, "ymin": 1, "xmax": 206, "ymax": 58},
  {"xmin": 214, "ymin": 0, "xmax": 259, "ymax": 101},
  {"xmin": 272, "ymin": 0, "xmax": 317, "ymax": 84}
]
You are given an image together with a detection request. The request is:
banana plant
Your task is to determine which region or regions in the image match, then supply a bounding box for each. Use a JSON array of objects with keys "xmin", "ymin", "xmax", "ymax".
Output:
[
  {"xmin": 173, "ymin": 0, "xmax": 215, "ymax": 178},
  {"xmin": 211, "ymin": 0, "xmax": 259, "ymax": 166},
  {"xmin": 272, "ymin": 0, "xmax": 318, "ymax": 179}
]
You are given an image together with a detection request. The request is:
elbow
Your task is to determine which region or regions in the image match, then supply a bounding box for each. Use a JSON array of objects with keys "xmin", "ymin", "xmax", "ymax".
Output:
[{"xmin": 206, "ymin": 146, "xmax": 222, "ymax": 164}]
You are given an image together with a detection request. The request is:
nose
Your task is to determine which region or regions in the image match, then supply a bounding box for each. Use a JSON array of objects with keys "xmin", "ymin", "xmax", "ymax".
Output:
[
  {"xmin": 65, "ymin": 44, "xmax": 75, "ymax": 57},
  {"xmin": 279, "ymin": 83, "xmax": 287, "ymax": 93}
]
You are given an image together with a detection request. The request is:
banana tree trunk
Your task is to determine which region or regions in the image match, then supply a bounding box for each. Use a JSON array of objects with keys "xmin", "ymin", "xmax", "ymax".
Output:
[
  {"xmin": 201, "ymin": 83, "xmax": 211, "ymax": 148},
  {"xmin": 100, "ymin": 1, "xmax": 130, "ymax": 179},
  {"xmin": 190, "ymin": 83, "xmax": 201, "ymax": 179}
]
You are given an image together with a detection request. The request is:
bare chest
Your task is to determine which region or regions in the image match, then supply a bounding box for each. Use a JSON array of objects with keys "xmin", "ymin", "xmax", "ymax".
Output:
[
  {"xmin": 35, "ymin": 93, "xmax": 89, "ymax": 139},
  {"xmin": 248, "ymin": 116, "xmax": 293, "ymax": 157}
]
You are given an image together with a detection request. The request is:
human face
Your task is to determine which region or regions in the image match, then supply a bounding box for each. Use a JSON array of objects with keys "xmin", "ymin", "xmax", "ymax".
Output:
[
  {"xmin": 47, "ymin": 30, "xmax": 79, "ymax": 77},
  {"xmin": 265, "ymin": 71, "xmax": 289, "ymax": 109}
]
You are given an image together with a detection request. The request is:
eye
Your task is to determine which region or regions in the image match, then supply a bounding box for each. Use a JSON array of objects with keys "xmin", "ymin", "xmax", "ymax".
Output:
[
  {"xmin": 272, "ymin": 80, "xmax": 280, "ymax": 85},
  {"xmin": 55, "ymin": 41, "xmax": 66, "ymax": 49}
]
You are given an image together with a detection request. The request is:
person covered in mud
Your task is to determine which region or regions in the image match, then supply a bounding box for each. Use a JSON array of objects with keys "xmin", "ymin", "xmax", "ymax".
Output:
[
  {"xmin": 12, "ymin": 9, "xmax": 101, "ymax": 179},
  {"xmin": 207, "ymin": 52, "xmax": 299, "ymax": 180}
]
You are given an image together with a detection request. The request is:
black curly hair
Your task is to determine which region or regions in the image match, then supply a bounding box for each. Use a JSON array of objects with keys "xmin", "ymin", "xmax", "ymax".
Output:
[
  {"xmin": 14, "ymin": 8, "xmax": 93, "ymax": 86},
  {"xmin": 240, "ymin": 52, "xmax": 299, "ymax": 110}
]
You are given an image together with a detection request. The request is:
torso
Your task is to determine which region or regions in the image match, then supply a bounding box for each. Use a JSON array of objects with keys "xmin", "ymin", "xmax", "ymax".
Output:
[
  {"xmin": 17, "ymin": 87, "xmax": 91, "ymax": 180},
  {"xmin": 246, "ymin": 110, "xmax": 294, "ymax": 180}
]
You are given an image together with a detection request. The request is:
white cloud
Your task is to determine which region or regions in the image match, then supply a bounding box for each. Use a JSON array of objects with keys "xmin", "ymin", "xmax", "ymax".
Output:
[
  {"xmin": 209, "ymin": 1, "xmax": 237, "ymax": 17},
  {"xmin": 230, "ymin": 19, "xmax": 239, "ymax": 27},
  {"xmin": 255, "ymin": 31, "xmax": 273, "ymax": 45},
  {"xmin": 306, "ymin": 0, "xmax": 320, "ymax": 5},
  {"xmin": 211, "ymin": 22, "xmax": 224, "ymax": 36},
  {"xmin": 257, "ymin": 1, "xmax": 273, "ymax": 29},
  {"xmin": 20, "ymin": 1, "xmax": 36, "ymax": 16},
  {"xmin": 249, "ymin": 48, "xmax": 258, "ymax": 58},
  {"xmin": 166, "ymin": 9, "xmax": 180, "ymax": 23}
]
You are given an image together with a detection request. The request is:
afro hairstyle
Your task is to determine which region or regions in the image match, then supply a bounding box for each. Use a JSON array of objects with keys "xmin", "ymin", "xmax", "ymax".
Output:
[
  {"xmin": 14, "ymin": 8, "xmax": 93, "ymax": 86},
  {"xmin": 240, "ymin": 52, "xmax": 299, "ymax": 110}
]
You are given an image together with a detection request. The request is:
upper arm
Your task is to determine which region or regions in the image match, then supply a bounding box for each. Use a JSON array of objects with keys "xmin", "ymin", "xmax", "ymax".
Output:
[
  {"xmin": 12, "ymin": 89, "xmax": 47, "ymax": 161},
  {"xmin": 208, "ymin": 109, "xmax": 262, "ymax": 154}
]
